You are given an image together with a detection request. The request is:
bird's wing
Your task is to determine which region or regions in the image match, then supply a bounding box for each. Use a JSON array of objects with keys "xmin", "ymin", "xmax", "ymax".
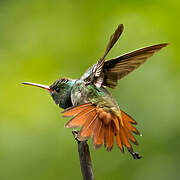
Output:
[
  {"xmin": 101, "ymin": 43, "xmax": 168, "ymax": 88},
  {"xmin": 89, "ymin": 24, "xmax": 124, "ymax": 87}
]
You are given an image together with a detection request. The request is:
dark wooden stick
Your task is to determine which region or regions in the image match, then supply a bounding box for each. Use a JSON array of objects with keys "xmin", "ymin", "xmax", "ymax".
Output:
[{"xmin": 72, "ymin": 130, "xmax": 95, "ymax": 180}]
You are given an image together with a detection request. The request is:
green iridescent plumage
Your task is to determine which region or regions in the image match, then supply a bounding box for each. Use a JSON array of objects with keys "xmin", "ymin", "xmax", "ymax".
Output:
[{"xmin": 49, "ymin": 78, "xmax": 76, "ymax": 109}]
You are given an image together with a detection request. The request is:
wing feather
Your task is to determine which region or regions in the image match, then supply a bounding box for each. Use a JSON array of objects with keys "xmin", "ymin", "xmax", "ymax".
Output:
[
  {"xmin": 94, "ymin": 24, "xmax": 124, "ymax": 77},
  {"xmin": 103, "ymin": 43, "xmax": 168, "ymax": 88}
]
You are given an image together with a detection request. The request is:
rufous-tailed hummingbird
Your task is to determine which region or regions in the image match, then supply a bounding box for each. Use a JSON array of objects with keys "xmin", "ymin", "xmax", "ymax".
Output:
[{"xmin": 23, "ymin": 24, "xmax": 168, "ymax": 159}]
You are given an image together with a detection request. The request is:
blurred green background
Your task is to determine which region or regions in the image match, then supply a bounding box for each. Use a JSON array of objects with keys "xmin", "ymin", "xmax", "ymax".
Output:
[{"xmin": 0, "ymin": 0, "xmax": 179, "ymax": 179}]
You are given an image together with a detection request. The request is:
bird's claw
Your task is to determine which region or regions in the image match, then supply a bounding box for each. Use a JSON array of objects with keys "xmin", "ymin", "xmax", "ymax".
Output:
[
  {"xmin": 129, "ymin": 149, "xmax": 142, "ymax": 160},
  {"xmin": 72, "ymin": 130, "xmax": 79, "ymax": 141}
]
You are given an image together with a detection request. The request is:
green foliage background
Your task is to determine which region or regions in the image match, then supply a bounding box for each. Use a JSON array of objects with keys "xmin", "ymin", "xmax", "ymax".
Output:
[{"xmin": 0, "ymin": 0, "xmax": 179, "ymax": 179}]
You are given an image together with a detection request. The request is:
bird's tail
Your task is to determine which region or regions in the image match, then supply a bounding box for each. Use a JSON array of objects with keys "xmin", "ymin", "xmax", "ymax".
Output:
[{"xmin": 63, "ymin": 103, "xmax": 141, "ymax": 154}]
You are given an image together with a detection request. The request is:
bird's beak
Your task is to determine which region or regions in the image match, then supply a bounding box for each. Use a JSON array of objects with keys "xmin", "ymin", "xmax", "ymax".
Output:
[{"xmin": 22, "ymin": 82, "xmax": 52, "ymax": 91}]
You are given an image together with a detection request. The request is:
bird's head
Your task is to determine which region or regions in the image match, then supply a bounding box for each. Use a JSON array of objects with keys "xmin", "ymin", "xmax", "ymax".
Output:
[{"xmin": 22, "ymin": 78, "xmax": 75, "ymax": 109}]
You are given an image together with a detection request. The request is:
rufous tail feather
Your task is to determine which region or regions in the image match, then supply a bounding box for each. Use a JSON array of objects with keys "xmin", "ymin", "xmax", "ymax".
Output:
[{"xmin": 62, "ymin": 103, "xmax": 141, "ymax": 155}]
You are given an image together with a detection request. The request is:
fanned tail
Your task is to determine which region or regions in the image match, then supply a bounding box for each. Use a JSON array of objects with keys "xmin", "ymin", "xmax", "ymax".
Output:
[
  {"xmin": 62, "ymin": 103, "xmax": 141, "ymax": 157},
  {"xmin": 64, "ymin": 103, "xmax": 95, "ymax": 128}
]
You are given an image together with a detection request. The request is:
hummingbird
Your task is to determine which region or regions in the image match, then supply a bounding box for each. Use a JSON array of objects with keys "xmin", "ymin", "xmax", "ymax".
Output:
[{"xmin": 23, "ymin": 24, "xmax": 168, "ymax": 159}]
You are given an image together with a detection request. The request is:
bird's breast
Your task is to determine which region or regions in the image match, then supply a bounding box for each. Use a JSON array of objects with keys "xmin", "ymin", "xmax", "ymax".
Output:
[
  {"xmin": 71, "ymin": 80, "xmax": 120, "ymax": 115},
  {"xmin": 71, "ymin": 81, "xmax": 90, "ymax": 106}
]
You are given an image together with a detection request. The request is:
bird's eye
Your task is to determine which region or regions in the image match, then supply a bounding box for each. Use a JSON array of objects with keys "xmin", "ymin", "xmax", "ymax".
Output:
[{"xmin": 55, "ymin": 87, "xmax": 60, "ymax": 93}]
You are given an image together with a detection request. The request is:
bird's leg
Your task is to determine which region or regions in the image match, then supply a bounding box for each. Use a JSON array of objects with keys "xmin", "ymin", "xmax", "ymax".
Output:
[{"xmin": 128, "ymin": 148, "xmax": 142, "ymax": 160}]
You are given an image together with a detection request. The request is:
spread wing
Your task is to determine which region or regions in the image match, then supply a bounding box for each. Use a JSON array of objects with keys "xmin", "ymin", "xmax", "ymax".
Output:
[
  {"xmin": 91, "ymin": 24, "xmax": 124, "ymax": 87},
  {"xmin": 102, "ymin": 43, "xmax": 168, "ymax": 88},
  {"xmin": 85, "ymin": 24, "xmax": 168, "ymax": 88}
]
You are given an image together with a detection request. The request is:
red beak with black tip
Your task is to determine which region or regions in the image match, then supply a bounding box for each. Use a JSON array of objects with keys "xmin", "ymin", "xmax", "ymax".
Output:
[{"xmin": 22, "ymin": 82, "xmax": 52, "ymax": 91}]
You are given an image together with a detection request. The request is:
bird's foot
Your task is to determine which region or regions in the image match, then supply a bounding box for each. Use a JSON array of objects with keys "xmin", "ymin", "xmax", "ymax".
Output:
[
  {"xmin": 72, "ymin": 130, "xmax": 80, "ymax": 141},
  {"xmin": 129, "ymin": 149, "xmax": 142, "ymax": 160}
]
